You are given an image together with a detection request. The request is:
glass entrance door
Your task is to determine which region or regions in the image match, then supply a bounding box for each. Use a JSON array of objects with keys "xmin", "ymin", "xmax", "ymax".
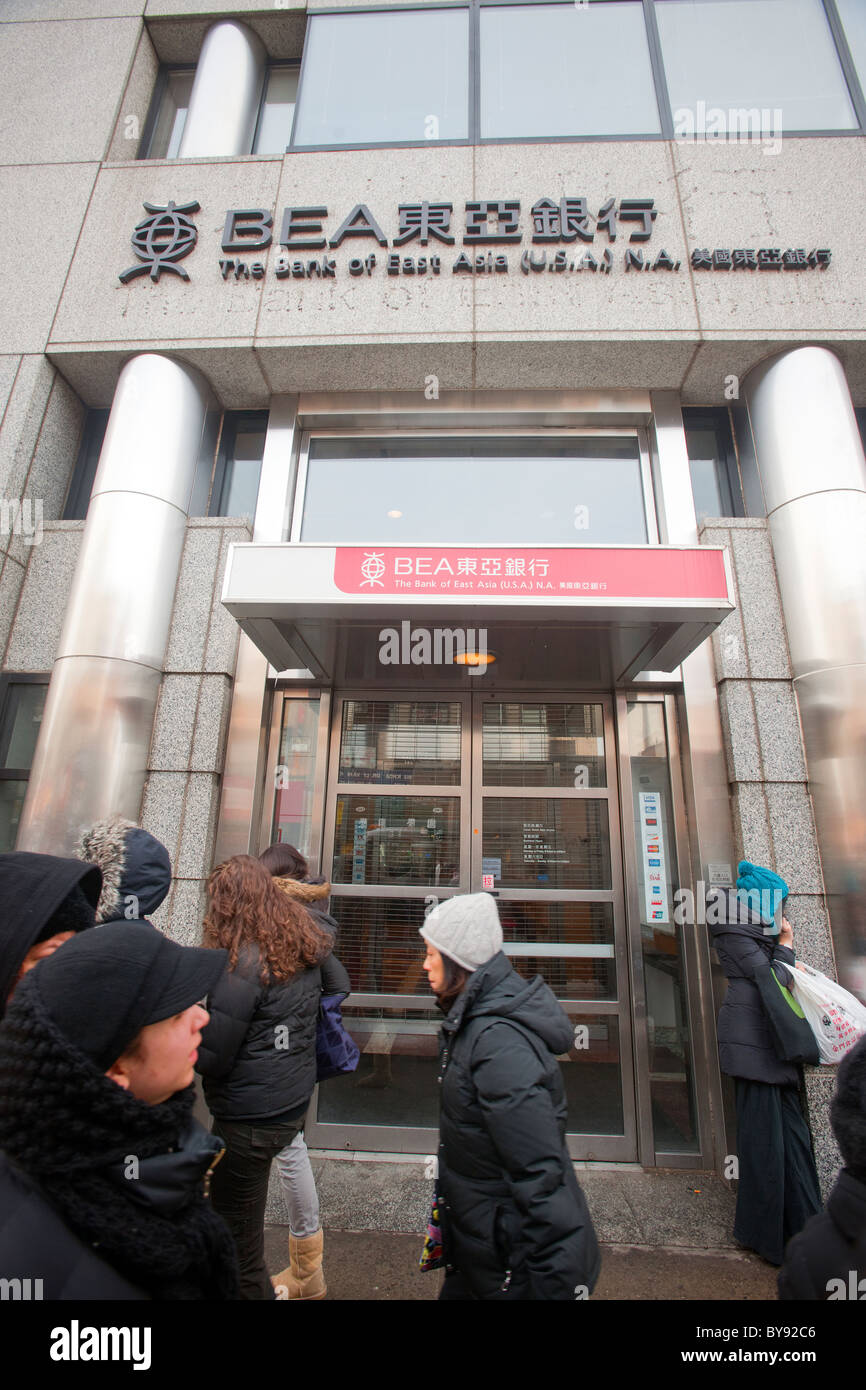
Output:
[{"xmin": 307, "ymin": 693, "xmax": 636, "ymax": 1158}]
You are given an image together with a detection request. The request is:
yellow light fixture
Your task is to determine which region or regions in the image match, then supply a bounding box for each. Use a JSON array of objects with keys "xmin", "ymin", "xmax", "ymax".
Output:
[
  {"xmin": 454, "ymin": 651, "xmax": 496, "ymax": 667},
  {"xmin": 387, "ymin": 509, "xmax": 403, "ymax": 518}
]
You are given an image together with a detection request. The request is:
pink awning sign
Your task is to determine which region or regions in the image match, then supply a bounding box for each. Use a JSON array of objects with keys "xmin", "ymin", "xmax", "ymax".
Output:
[{"xmin": 333, "ymin": 546, "xmax": 729, "ymax": 600}]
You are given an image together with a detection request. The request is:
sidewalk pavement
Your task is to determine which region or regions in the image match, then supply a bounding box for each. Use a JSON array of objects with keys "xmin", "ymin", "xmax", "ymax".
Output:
[{"xmin": 263, "ymin": 1227, "xmax": 780, "ymax": 1300}]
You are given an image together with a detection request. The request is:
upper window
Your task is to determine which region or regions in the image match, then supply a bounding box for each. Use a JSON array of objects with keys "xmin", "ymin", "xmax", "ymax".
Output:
[
  {"xmin": 683, "ymin": 408, "xmax": 742, "ymax": 522},
  {"xmin": 295, "ymin": 436, "xmax": 652, "ymax": 545},
  {"xmin": 254, "ymin": 66, "xmax": 300, "ymax": 154},
  {"xmin": 143, "ymin": 68, "xmax": 195, "ymax": 159},
  {"xmin": 0, "ymin": 677, "xmax": 48, "ymax": 853},
  {"xmin": 292, "ymin": 9, "xmax": 470, "ymax": 147},
  {"xmin": 141, "ymin": 64, "xmax": 299, "ymax": 158},
  {"xmin": 481, "ymin": 2, "xmax": 661, "ymax": 138},
  {"xmin": 837, "ymin": 0, "xmax": 866, "ymax": 104},
  {"xmin": 139, "ymin": 0, "xmax": 866, "ymax": 155},
  {"xmin": 655, "ymin": 0, "xmax": 858, "ymax": 134},
  {"xmin": 65, "ymin": 409, "xmax": 268, "ymax": 522}
]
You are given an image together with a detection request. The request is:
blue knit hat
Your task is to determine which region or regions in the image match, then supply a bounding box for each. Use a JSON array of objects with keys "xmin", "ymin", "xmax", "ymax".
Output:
[{"xmin": 736, "ymin": 860, "xmax": 788, "ymax": 929}]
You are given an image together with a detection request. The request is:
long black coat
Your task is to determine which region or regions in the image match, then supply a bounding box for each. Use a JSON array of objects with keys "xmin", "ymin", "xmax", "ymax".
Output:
[
  {"xmin": 0, "ymin": 1152, "xmax": 146, "ymax": 1300},
  {"xmin": 778, "ymin": 1169, "xmax": 866, "ymax": 1299},
  {"xmin": 197, "ymin": 945, "xmax": 350, "ymax": 1122},
  {"xmin": 707, "ymin": 889, "xmax": 799, "ymax": 1085},
  {"xmin": 436, "ymin": 952, "xmax": 600, "ymax": 1300}
]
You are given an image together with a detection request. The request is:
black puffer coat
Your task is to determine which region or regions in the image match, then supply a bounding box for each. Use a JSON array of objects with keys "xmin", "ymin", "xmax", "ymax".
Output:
[
  {"xmin": 778, "ymin": 1169, "xmax": 866, "ymax": 1299},
  {"xmin": 707, "ymin": 888, "xmax": 799, "ymax": 1085},
  {"xmin": 436, "ymin": 951, "xmax": 600, "ymax": 1300},
  {"xmin": 197, "ymin": 945, "xmax": 350, "ymax": 1121},
  {"xmin": 0, "ymin": 1152, "xmax": 146, "ymax": 1299}
]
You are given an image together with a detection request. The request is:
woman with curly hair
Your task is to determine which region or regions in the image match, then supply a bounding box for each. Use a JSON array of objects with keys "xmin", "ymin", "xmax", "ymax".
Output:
[
  {"xmin": 258, "ymin": 842, "xmax": 349, "ymax": 1300},
  {"xmin": 197, "ymin": 854, "xmax": 347, "ymax": 1300}
]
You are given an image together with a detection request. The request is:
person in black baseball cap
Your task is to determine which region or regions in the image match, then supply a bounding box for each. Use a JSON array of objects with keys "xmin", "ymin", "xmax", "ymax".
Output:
[
  {"xmin": 0, "ymin": 851, "xmax": 102, "ymax": 1017},
  {"xmin": 0, "ymin": 922, "xmax": 239, "ymax": 1299}
]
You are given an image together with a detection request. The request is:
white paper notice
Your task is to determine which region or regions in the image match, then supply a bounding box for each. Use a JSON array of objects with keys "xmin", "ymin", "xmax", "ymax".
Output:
[{"xmin": 638, "ymin": 791, "xmax": 669, "ymax": 924}]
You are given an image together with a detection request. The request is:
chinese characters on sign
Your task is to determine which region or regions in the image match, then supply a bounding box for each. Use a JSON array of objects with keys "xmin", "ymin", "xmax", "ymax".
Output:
[
  {"xmin": 334, "ymin": 547, "xmax": 730, "ymax": 600},
  {"xmin": 690, "ymin": 247, "xmax": 831, "ymax": 271},
  {"xmin": 118, "ymin": 198, "xmax": 833, "ymax": 286},
  {"xmin": 523, "ymin": 821, "xmax": 568, "ymax": 867}
]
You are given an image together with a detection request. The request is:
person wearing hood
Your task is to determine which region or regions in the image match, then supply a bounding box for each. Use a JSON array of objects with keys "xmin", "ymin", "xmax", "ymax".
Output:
[
  {"xmin": 0, "ymin": 851, "xmax": 102, "ymax": 1019},
  {"xmin": 420, "ymin": 892, "xmax": 600, "ymax": 1300},
  {"xmin": 707, "ymin": 860, "xmax": 822, "ymax": 1265},
  {"xmin": 778, "ymin": 1034, "xmax": 866, "ymax": 1299},
  {"xmin": 0, "ymin": 920, "xmax": 238, "ymax": 1299},
  {"xmin": 197, "ymin": 855, "xmax": 341, "ymax": 1300},
  {"xmin": 259, "ymin": 842, "xmax": 339, "ymax": 939},
  {"xmin": 75, "ymin": 816, "xmax": 172, "ymax": 925},
  {"xmin": 258, "ymin": 843, "xmax": 350, "ymax": 1300}
]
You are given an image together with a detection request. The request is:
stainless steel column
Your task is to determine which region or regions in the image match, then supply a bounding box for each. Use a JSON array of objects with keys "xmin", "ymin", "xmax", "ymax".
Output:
[
  {"xmin": 743, "ymin": 347, "xmax": 866, "ymax": 990},
  {"xmin": 178, "ymin": 21, "xmax": 266, "ymax": 159},
  {"xmin": 17, "ymin": 354, "xmax": 213, "ymax": 854}
]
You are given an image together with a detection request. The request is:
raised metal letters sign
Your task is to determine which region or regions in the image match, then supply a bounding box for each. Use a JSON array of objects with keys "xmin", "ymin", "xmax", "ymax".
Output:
[{"xmin": 118, "ymin": 198, "xmax": 831, "ymax": 286}]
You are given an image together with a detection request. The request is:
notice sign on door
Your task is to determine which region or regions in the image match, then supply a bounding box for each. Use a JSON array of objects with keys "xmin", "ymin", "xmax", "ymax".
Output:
[{"xmin": 638, "ymin": 792, "xmax": 669, "ymax": 924}]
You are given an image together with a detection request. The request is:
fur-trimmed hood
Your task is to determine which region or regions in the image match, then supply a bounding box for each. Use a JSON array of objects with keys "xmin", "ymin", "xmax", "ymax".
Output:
[
  {"xmin": 273, "ymin": 876, "xmax": 331, "ymax": 904},
  {"xmin": 75, "ymin": 818, "xmax": 171, "ymax": 924},
  {"xmin": 272, "ymin": 875, "xmax": 338, "ymax": 940}
]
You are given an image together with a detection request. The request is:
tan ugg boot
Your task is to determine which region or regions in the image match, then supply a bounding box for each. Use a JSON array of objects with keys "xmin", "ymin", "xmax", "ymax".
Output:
[{"xmin": 272, "ymin": 1229, "xmax": 327, "ymax": 1300}]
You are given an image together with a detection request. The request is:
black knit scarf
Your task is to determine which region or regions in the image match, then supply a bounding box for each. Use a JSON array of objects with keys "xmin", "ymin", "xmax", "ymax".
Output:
[{"xmin": 0, "ymin": 976, "xmax": 238, "ymax": 1300}]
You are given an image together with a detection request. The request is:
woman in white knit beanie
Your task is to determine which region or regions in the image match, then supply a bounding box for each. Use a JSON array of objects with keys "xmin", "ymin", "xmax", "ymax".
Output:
[{"xmin": 420, "ymin": 892, "xmax": 599, "ymax": 1301}]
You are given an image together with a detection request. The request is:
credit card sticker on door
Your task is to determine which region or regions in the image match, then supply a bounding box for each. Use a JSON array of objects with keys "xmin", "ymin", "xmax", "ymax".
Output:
[
  {"xmin": 638, "ymin": 791, "xmax": 669, "ymax": 924},
  {"xmin": 352, "ymin": 818, "xmax": 368, "ymax": 884}
]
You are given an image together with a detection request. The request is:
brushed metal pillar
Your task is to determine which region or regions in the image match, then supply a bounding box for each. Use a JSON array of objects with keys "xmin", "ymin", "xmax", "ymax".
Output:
[
  {"xmin": 743, "ymin": 347, "xmax": 866, "ymax": 991},
  {"xmin": 178, "ymin": 21, "xmax": 266, "ymax": 159},
  {"xmin": 17, "ymin": 354, "xmax": 212, "ymax": 855}
]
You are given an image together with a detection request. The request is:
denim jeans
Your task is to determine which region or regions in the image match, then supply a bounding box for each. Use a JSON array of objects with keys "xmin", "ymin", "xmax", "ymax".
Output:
[
  {"xmin": 209, "ymin": 1117, "xmax": 305, "ymax": 1300},
  {"xmin": 274, "ymin": 1130, "xmax": 320, "ymax": 1239}
]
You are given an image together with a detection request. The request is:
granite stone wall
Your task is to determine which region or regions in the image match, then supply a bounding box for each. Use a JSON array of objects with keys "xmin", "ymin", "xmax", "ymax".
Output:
[
  {"xmin": 700, "ymin": 516, "xmax": 842, "ymax": 1195},
  {"xmin": 1, "ymin": 357, "xmax": 86, "ymax": 669},
  {"xmin": 142, "ymin": 516, "xmax": 251, "ymax": 948}
]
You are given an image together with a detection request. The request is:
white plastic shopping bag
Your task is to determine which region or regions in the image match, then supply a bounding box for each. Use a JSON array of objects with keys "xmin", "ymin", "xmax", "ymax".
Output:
[{"xmin": 790, "ymin": 963, "xmax": 866, "ymax": 1064}]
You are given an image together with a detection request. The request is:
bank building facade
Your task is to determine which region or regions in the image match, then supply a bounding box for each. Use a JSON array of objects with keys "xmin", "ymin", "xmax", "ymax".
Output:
[{"xmin": 2, "ymin": 0, "xmax": 866, "ymax": 1223}]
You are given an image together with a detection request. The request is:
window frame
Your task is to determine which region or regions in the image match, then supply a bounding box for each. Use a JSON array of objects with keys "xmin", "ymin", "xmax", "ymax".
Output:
[
  {"xmin": 289, "ymin": 425, "xmax": 661, "ymax": 545},
  {"xmin": 0, "ymin": 674, "xmax": 50, "ymax": 852},
  {"xmin": 251, "ymin": 62, "xmax": 302, "ymax": 155},
  {"xmin": 138, "ymin": 0, "xmax": 866, "ymax": 158},
  {"xmin": 62, "ymin": 409, "xmax": 110, "ymax": 522},
  {"xmin": 208, "ymin": 410, "xmax": 270, "ymax": 520},
  {"xmin": 63, "ymin": 409, "xmax": 269, "ymax": 521},
  {"xmin": 682, "ymin": 406, "xmax": 744, "ymax": 522},
  {"xmin": 137, "ymin": 63, "xmax": 197, "ymax": 160},
  {"xmin": 288, "ymin": 0, "xmax": 866, "ymax": 152}
]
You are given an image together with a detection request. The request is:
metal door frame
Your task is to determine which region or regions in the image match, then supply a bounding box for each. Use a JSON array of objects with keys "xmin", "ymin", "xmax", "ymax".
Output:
[
  {"xmin": 470, "ymin": 691, "xmax": 636, "ymax": 1160},
  {"xmin": 306, "ymin": 688, "xmax": 638, "ymax": 1158},
  {"xmin": 617, "ymin": 690, "xmax": 712, "ymax": 1168}
]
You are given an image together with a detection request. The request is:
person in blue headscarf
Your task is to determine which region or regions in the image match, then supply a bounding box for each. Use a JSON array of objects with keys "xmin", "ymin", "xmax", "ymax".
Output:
[{"xmin": 707, "ymin": 861, "xmax": 822, "ymax": 1264}]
